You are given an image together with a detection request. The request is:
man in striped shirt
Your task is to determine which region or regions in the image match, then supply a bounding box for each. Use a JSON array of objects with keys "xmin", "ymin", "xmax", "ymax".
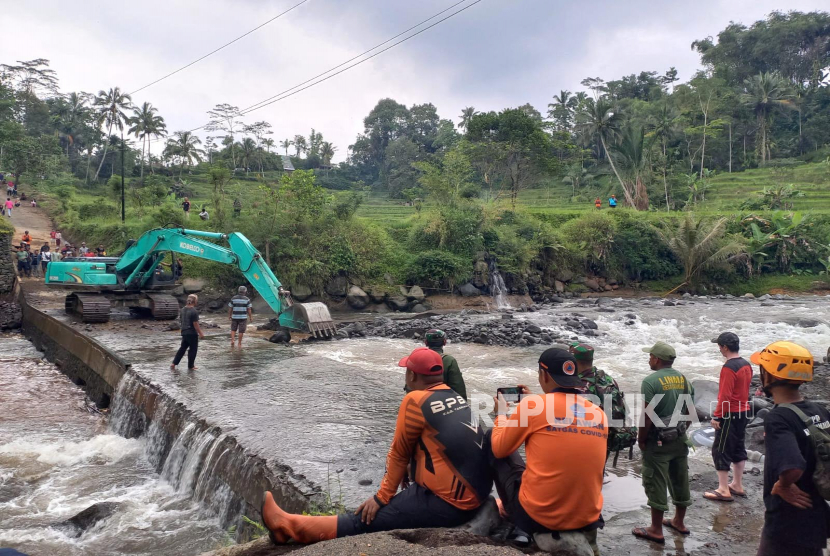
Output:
[{"xmin": 228, "ymin": 286, "xmax": 253, "ymax": 348}]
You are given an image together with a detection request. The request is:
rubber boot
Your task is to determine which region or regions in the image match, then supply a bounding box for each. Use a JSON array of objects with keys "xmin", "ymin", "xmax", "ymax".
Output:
[{"xmin": 262, "ymin": 491, "xmax": 337, "ymax": 544}]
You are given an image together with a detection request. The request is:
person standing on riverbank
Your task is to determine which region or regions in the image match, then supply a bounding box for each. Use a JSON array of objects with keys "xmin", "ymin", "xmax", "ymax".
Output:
[
  {"xmin": 182, "ymin": 197, "xmax": 191, "ymax": 220},
  {"xmin": 705, "ymin": 332, "xmax": 752, "ymax": 502},
  {"xmin": 261, "ymin": 347, "xmax": 492, "ymax": 544},
  {"xmin": 40, "ymin": 244, "xmax": 51, "ymax": 275},
  {"xmin": 171, "ymin": 294, "xmax": 205, "ymax": 371},
  {"xmin": 609, "ymin": 195, "xmax": 617, "ymax": 208},
  {"xmin": 633, "ymin": 341, "xmax": 695, "ymax": 545},
  {"xmin": 15, "ymin": 245, "xmax": 30, "ymax": 278},
  {"xmin": 490, "ymin": 347, "xmax": 607, "ymax": 554},
  {"xmin": 425, "ymin": 329, "xmax": 466, "ymax": 399},
  {"xmin": 228, "ymin": 286, "xmax": 252, "ymax": 348},
  {"xmin": 752, "ymin": 341, "xmax": 830, "ymax": 556},
  {"xmin": 4, "ymin": 198, "xmax": 13, "ymax": 218}
]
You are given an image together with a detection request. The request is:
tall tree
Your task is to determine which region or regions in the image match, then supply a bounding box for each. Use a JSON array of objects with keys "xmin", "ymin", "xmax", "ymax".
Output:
[
  {"xmin": 548, "ymin": 90, "xmax": 577, "ymax": 131},
  {"xmin": 741, "ymin": 72, "xmax": 794, "ymax": 165},
  {"xmin": 320, "ymin": 141, "xmax": 336, "ymax": 166},
  {"xmin": 165, "ymin": 131, "xmax": 204, "ymax": 178},
  {"xmin": 293, "ymin": 134, "xmax": 308, "ymax": 157},
  {"xmin": 612, "ymin": 124, "xmax": 651, "ymax": 210},
  {"xmin": 128, "ymin": 101, "xmax": 166, "ymax": 182},
  {"xmin": 576, "ymin": 99, "xmax": 633, "ymax": 206},
  {"xmin": 206, "ymin": 103, "xmax": 243, "ymax": 168},
  {"xmin": 279, "ymin": 138, "xmax": 294, "ymax": 156},
  {"xmin": 459, "ymin": 106, "xmax": 478, "ymax": 132},
  {"xmin": 92, "ymin": 87, "xmax": 132, "ymax": 180}
]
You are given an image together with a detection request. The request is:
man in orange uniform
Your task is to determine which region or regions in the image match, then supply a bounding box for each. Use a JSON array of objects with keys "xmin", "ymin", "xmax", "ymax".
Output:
[
  {"xmin": 490, "ymin": 347, "xmax": 607, "ymax": 555},
  {"xmin": 260, "ymin": 347, "xmax": 492, "ymax": 544}
]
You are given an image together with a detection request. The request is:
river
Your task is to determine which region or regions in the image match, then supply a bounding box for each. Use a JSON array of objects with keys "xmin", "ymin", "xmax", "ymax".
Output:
[{"xmin": 2, "ymin": 294, "xmax": 829, "ymax": 555}]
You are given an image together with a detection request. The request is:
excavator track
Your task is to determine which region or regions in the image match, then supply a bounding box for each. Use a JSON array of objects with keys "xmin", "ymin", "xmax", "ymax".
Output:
[
  {"xmin": 147, "ymin": 294, "xmax": 179, "ymax": 320},
  {"xmin": 65, "ymin": 293, "xmax": 112, "ymax": 323}
]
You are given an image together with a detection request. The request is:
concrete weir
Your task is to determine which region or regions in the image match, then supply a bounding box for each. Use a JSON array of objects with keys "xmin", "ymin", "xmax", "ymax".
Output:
[{"xmin": 17, "ymin": 287, "xmax": 317, "ymax": 533}]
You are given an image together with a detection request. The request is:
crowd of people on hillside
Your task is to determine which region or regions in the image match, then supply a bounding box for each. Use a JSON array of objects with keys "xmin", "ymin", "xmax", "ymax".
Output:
[
  {"xmin": 15, "ymin": 228, "xmax": 109, "ymax": 279},
  {"xmin": 250, "ymin": 327, "xmax": 825, "ymax": 555}
]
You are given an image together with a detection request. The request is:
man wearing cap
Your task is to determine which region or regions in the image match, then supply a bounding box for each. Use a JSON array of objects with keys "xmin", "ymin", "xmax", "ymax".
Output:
[
  {"xmin": 425, "ymin": 329, "xmax": 466, "ymax": 399},
  {"xmin": 705, "ymin": 332, "xmax": 753, "ymax": 502},
  {"xmin": 490, "ymin": 348, "xmax": 607, "ymax": 554},
  {"xmin": 633, "ymin": 341, "xmax": 695, "ymax": 544},
  {"xmin": 261, "ymin": 347, "xmax": 492, "ymax": 544},
  {"xmin": 228, "ymin": 286, "xmax": 253, "ymax": 348},
  {"xmin": 78, "ymin": 242, "xmax": 89, "ymax": 256}
]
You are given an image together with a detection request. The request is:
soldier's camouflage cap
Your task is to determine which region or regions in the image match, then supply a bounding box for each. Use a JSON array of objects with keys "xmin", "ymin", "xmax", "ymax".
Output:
[{"xmin": 568, "ymin": 342, "xmax": 595, "ymax": 361}]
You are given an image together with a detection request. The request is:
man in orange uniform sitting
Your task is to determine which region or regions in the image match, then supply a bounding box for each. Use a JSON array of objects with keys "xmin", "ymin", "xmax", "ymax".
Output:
[
  {"xmin": 261, "ymin": 347, "xmax": 492, "ymax": 544},
  {"xmin": 490, "ymin": 347, "xmax": 608, "ymax": 555}
]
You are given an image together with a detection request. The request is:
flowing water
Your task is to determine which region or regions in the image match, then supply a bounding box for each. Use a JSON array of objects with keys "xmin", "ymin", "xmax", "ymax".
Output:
[
  {"xmin": 0, "ymin": 335, "xmax": 228, "ymax": 556},
  {"xmin": 488, "ymin": 260, "xmax": 512, "ymax": 309},
  {"xmin": 3, "ymin": 294, "xmax": 829, "ymax": 554}
]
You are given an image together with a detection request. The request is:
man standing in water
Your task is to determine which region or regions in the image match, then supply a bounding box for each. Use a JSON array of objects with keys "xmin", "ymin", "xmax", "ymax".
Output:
[
  {"xmin": 228, "ymin": 286, "xmax": 253, "ymax": 348},
  {"xmin": 752, "ymin": 341, "xmax": 829, "ymax": 556},
  {"xmin": 171, "ymin": 294, "xmax": 205, "ymax": 371},
  {"xmin": 705, "ymin": 332, "xmax": 752, "ymax": 502},
  {"xmin": 633, "ymin": 341, "xmax": 695, "ymax": 544},
  {"xmin": 260, "ymin": 347, "xmax": 492, "ymax": 544},
  {"xmin": 424, "ymin": 329, "xmax": 466, "ymax": 399}
]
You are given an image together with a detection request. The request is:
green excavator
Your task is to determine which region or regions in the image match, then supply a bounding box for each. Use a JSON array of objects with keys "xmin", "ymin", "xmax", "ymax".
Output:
[{"xmin": 44, "ymin": 227, "xmax": 336, "ymax": 336}]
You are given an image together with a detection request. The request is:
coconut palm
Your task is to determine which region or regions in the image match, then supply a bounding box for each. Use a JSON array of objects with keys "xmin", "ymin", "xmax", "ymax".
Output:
[
  {"xmin": 459, "ymin": 106, "xmax": 478, "ymax": 132},
  {"xmin": 548, "ymin": 90, "xmax": 577, "ymax": 131},
  {"xmin": 293, "ymin": 135, "xmax": 308, "ymax": 157},
  {"xmin": 128, "ymin": 102, "xmax": 167, "ymax": 182},
  {"xmin": 165, "ymin": 131, "xmax": 205, "ymax": 178},
  {"xmin": 741, "ymin": 72, "xmax": 794, "ymax": 165},
  {"xmin": 612, "ymin": 124, "xmax": 651, "ymax": 210},
  {"xmin": 279, "ymin": 138, "xmax": 294, "ymax": 156},
  {"xmin": 649, "ymin": 102, "xmax": 680, "ymax": 210},
  {"xmin": 320, "ymin": 141, "xmax": 336, "ymax": 166},
  {"xmin": 239, "ymin": 137, "xmax": 256, "ymax": 174},
  {"xmin": 93, "ymin": 87, "xmax": 132, "ymax": 180},
  {"xmin": 262, "ymin": 138, "xmax": 275, "ymax": 153},
  {"xmin": 657, "ymin": 213, "xmax": 745, "ymax": 290},
  {"xmin": 576, "ymin": 99, "xmax": 632, "ymax": 206}
]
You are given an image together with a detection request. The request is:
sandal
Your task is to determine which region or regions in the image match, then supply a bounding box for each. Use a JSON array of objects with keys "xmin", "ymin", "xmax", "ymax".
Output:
[
  {"xmin": 729, "ymin": 486, "xmax": 747, "ymax": 498},
  {"xmin": 663, "ymin": 518, "xmax": 690, "ymax": 535},
  {"xmin": 704, "ymin": 490, "xmax": 734, "ymax": 502},
  {"xmin": 632, "ymin": 527, "xmax": 665, "ymax": 544}
]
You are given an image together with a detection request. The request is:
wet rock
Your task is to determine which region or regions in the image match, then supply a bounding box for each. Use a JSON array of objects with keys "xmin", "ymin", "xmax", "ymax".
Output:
[
  {"xmin": 585, "ymin": 278, "xmax": 601, "ymax": 291},
  {"xmin": 366, "ymin": 287, "xmax": 387, "ymax": 303},
  {"xmin": 580, "ymin": 319, "xmax": 598, "ymax": 330},
  {"xmin": 54, "ymin": 502, "xmax": 120, "ymax": 538},
  {"xmin": 744, "ymin": 293, "xmax": 755, "ymax": 298},
  {"xmin": 207, "ymin": 300, "xmax": 224, "ymax": 311},
  {"xmin": 346, "ymin": 286, "xmax": 370, "ymax": 310},
  {"xmin": 268, "ymin": 329, "xmax": 291, "ymax": 343},
  {"xmin": 166, "ymin": 321, "xmax": 181, "ymax": 331},
  {"xmin": 693, "ymin": 379, "xmax": 720, "ymax": 420},
  {"xmin": 554, "ymin": 280, "xmax": 565, "ymax": 293},
  {"xmin": 758, "ymin": 294, "xmax": 771, "ymax": 301},
  {"xmin": 325, "ymin": 275, "xmax": 349, "ymax": 297},
  {"xmin": 797, "ymin": 318, "xmax": 823, "ymax": 328},
  {"xmin": 458, "ymin": 283, "xmax": 482, "ymax": 297},
  {"xmin": 410, "ymin": 304, "xmax": 429, "ymax": 313},
  {"xmin": 182, "ymin": 278, "xmax": 205, "ymax": 293},
  {"xmin": 663, "ymin": 300, "xmax": 676, "ymax": 306},
  {"xmin": 358, "ymin": 479, "xmax": 373, "ymax": 486},
  {"xmin": 524, "ymin": 324, "xmax": 542, "ymax": 334},
  {"xmin": 557, "ymin": 269, "xmax": 574, "ymax": 282},
  {"xmin": 407, "ymin": 285, "xmax": 426, "ymax": 303},
  {"xmin": 292, "ymin": 284, "xmax": 312, "ymax": 301},
  {"xmin": 386, "ymin": 295, "xmax": 409, "ymax": 312}
]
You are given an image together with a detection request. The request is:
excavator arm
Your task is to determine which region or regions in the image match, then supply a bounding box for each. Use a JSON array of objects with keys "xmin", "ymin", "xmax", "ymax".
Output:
[{"xmin": 113, "ymin": 228, "xmax": 335, "ymax": 336}]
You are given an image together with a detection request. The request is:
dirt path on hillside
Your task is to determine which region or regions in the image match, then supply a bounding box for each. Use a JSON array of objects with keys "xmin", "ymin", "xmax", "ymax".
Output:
[{"xmin": 7, "ymin": 196, "xmax": 53, "ymax": 248}]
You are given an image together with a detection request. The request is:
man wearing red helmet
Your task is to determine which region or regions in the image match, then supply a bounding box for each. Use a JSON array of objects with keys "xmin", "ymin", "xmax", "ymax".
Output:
[{"xmin": 260, "ymin": 347, "xmax": 492, "ymax": 544}]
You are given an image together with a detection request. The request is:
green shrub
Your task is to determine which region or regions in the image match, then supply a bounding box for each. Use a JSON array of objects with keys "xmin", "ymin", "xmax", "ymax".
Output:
[
  {"xmin": 611, "ymin": 216, "xmax": 681, "ymax": 281},
  {"xmin": 405, "ymin": 250, "xmax": 470, "ymax": 288},
  {"xmin": 77, "ymin": 202, "xmax": 118, "ymax": 220}
]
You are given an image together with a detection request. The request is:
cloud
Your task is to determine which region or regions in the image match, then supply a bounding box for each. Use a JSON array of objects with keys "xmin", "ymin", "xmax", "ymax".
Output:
[{"xmin": 3, "ymin": 0, "xmax": 828, "ymax": 162}]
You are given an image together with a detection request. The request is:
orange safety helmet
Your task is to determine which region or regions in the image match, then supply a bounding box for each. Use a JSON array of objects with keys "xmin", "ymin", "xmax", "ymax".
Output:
[{"xmin": 750, "ymin": 341, "xmax": 813, "ymax": 382}]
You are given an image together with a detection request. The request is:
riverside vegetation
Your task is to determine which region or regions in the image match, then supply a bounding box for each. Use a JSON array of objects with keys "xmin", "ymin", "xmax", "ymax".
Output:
[{"xmin": 2, "ymin": 11, "xmax": 830, "ymax": 300}]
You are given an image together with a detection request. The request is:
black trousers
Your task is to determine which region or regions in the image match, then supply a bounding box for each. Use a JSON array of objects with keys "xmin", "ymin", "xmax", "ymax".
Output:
[
  {"xmin": 173, "ymin": 333, "xmax": 199, "ymax": 368},
  {"xmin": 336, "ymin": 483, "xmax": 477, "ymax": 537},
  {"xmin": 712, "ymin": 412, "xmax": 749, "ymax": 471}
]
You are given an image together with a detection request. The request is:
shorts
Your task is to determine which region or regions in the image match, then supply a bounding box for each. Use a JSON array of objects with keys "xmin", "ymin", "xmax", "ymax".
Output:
[
  {"xmin": 712, "ymin": 412, "xmax": 749, "ymax": 471},
  {"xmin": 336, "ymin": 483, "xmax": 477, "ymax": 537},
  {"xmin": 230, "ymin": 319, "xmax": 248, "ymax": 333},
  {"xmin": 642, "ymin": 438, "xmax": 692, "ymax": 512}
]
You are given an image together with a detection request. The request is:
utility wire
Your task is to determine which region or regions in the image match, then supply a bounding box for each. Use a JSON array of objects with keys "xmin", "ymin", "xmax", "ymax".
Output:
[
  {"xmin": 148, "ymin": 0, "xmax": 483, "ymax": 144},
  {"xmin": 129, "ymin": 0, "xmax": 310, "ymax": 96}
]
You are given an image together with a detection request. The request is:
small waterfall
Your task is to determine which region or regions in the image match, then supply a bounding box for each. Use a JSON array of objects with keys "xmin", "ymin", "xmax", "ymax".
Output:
[{"xmin": 489, "ymin": 259, "xmax": 512, "ymax": 309}]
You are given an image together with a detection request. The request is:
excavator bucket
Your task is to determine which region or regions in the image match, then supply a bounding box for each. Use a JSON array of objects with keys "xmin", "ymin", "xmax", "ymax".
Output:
[{"xmin": 279, "ymin": 302, "xmax": 336, "ymax": 337}]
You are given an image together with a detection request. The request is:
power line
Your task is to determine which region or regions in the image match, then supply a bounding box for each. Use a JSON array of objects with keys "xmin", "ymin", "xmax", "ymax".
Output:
[
  {"xmin": 129, "ymin": 0, "xmax": 311, "ymax": 96},
  {"xmin": 148, "ymin": 0, "xmax": 484, "ymax": 144}
]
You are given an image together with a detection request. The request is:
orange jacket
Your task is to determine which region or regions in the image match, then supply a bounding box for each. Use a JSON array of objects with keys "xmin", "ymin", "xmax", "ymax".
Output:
[
  {"xmin": 491, "ymin": 391, "xmax": 607, "ymax": 531},
  {"xmin": 376, "ymin": 384, "xmax": 491, "ymax": 510}
]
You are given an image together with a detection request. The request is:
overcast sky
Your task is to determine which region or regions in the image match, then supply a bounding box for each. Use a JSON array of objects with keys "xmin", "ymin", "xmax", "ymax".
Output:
[{"xmin": 4, "ymin": 0, "xmax": 828, "ymax": 161}]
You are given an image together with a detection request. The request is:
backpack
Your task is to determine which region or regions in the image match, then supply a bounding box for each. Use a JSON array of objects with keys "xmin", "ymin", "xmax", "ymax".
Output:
[
  {"xmin": 582, "ymin": 367, "xmax": 638, "ymax": 466},
  {"xmin": 780, "ymin": 403, "xmax": 830, "ymax": 500}
]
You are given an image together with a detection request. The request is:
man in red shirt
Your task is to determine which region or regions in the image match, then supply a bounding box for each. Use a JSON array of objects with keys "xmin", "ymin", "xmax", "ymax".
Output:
[{"xmin": 705, "ymin": 332, "xmax": 753, "ymax": 502}]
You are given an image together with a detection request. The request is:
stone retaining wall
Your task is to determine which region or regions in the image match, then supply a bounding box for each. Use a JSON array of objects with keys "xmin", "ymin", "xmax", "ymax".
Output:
[{"xmin": 0, "ymin": 229, "xmax": 16, "ymax": 293}]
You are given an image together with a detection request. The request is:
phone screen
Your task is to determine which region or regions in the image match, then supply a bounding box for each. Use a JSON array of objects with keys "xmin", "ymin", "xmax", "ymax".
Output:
[{"xmin": 497, "ymin": 387, "xmax": 523, "ymax": 404}]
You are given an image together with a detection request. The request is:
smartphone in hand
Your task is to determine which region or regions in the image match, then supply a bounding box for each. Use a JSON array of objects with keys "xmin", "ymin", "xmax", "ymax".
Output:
[{"xmin": 497, "ymin": 387, "xmax": 525, "ymax": 404}]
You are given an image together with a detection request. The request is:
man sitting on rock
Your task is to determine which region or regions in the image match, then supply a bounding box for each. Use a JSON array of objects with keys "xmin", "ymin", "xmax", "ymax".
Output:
[
  {"xmin": 261, "ymin": 347, "xmax": 492, "ymax": 544},
  {"xmin": 425, "ymin": 328, "xmax": 467, "ymax": 399}
]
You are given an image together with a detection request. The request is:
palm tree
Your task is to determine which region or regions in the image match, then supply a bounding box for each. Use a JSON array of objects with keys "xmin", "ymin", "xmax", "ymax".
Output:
[
  {"xmin": 459, "ymin": 106, "xmax": 478, "ymax": 132},
  {"xmin": 128, "ymin": 102, "xmax": 167, "ymax": 182},
  {"xmin": 279, "ymin": 138, "xmax": 294, "ymax": 156},
  {"xmin": 548, "ymin": 90, "xmax": 576, "ymax": 131},
  {"xmin": 576, "ymin": 99, "xmax": 632, "ymax": 206},
  {"xmin": 657, "ymin": 213, "xmax": 745, "ymax": 291},
  {"xmin": 741, "ymin": 72, "xmax": 794, "ymax": 165},
  {"xmin": 293, "ymin": 135, "xmax": 308, "ymax": 157},
  {"xmin": 649, "ymin": 102, "xmax": 680, "ymax": 211},
  {"xmin": 166, "ymin": 131, "xmax": 205, "ymax": 178},
  {"xmin": 239, "ymin": 137, "xmax": 256, "ymax": 174},
  {"xmin": 93, "ymin": 87, "xmax": 132, "ymax": 180},
  {"xmin": 612, "ymin": 125, "xmax": 651, "ymax": 210},
  {"xmin": 262, "ymin": 138, "xmax": 275, "ymax": 153},
  {"xmin": 320, "ymin": 141, "xmax": 336, "ymax": 166}
]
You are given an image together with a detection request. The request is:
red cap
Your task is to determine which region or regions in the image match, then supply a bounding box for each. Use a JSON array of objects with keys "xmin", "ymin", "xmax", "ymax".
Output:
[{"xmin": 398, "ymin": 347, "xmax": 444, "ymax": 376}]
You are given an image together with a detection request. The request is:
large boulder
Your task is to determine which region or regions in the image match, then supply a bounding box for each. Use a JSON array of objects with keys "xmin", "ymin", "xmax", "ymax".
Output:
[
  {"xmin": 54, "ymin": 502, "xmax": 120, "ymax": 538},
  {"xmin": 386, "ymin": 295, "xmax": 409, "ymax": 311},
  {"xmin": 407, "ymin": 285, "xmax": 426, "ymax": 303},
  {"xmin": 346, "ymin": 286, "xmax": 370, "ymax": 310},
  {"xmin": 366, "ymin": 287, "xmax": 387, "ymax": 303},
  {"xmin": 250, "ymin": 296, "xmax": 275, "ymax": 315},
  {"xmin": 585, "ymin": 278, "xmax": 601, "ymax": 292},
  {"xmin": 268, "ymin": 329, "xmax": 291, "ymax": 343},
  {"xmin": 458, "ymin": 283, "xmax": 482, "ymax": 297},
  {"xmin": 557, "ymin": 269, "xmax": 575, "ymax": 283},
  {"xmin": 292, "ymin": 284, "xmax": 313, "ymax": 301},
  {"xmin": 472, "ymin": 259, "xmax": 490, "ymax": 289},
  {"xmin": 182, "ymin": 278, "xmax": 205, "ymax": 293},
  {"xmin": 325, "ymin": 275, "xmax": 349, "ymax": 297},
  {"xmin": 554, "ymin": 280, "xmax": 565, "ymax": 294},
  {"xmin": 692, "ymin": 379, "xmax": 720, "ymax": 420}
]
